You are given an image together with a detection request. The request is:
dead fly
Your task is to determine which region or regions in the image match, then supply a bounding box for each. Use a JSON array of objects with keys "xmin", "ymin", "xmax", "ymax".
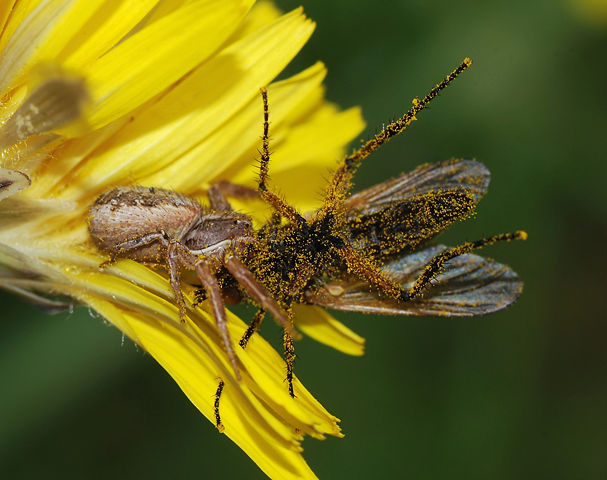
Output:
[
  {"xmin": 233, "ymin": 58, "xmax": 525, "ymax": 396},
  {"xmin": 89, "ymin": 58, "xmax": 525, "ymax": 406}
]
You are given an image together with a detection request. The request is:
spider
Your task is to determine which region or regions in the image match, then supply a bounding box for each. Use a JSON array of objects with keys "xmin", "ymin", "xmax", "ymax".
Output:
[{"xmin": 88, "ymin": 182, "xmax": 296, "ymax": 381}]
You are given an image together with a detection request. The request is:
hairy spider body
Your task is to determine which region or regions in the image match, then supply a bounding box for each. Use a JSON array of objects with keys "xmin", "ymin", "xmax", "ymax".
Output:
[{"xmin": 89, "ymin": 186, "xmax": 251, "ymax": 264}]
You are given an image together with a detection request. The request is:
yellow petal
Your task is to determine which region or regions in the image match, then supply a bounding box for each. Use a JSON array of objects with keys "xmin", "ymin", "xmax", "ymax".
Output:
[
  {"xmin": 232, "ymin": 104, "xmax": 365, "ymax": 211},
  {"xmin": 0, "ymin": 0, "xmax": 78, "ymax": 92},
  {"xmin": 25, "ymin": 0, "xmax": 110, "ymax": 65},
  {"xmin": 63, "ymin": 272, "xmax": 335, "ymax": 479},
  {"xmin": 229, "ymin": 0, "xmax": 283, "ymax": 41},
  {"xmin": 141, "ymin": 0, "xmax": 283, "ymax": 40},
  {"xmin": 273, "ymin": 105, "xmax": 365, "ymax": 172},
  {"xmin": 0, "ymin": 168, "xmax": 31, "ymax": 202},
  {"xmin": 0, "ymin": 0, "xmax": 18, "ymax": 37},
  {"xmin": 93, "ymin": 303, "xmax": 320, "ymax": 480},
  {"xmin": 55, "ymin": 7, "xmax": 315, "ymax": 199},
  {"xmin": 0, "ymin": 2, "xmax": 374, "ymax": 478},
  {"xmin": 69, "ymin": 259, "xmax": 342, "ymax": 436},
  {"xmin": 28, "ymin": 121, "xmax": 126, "ymax": 198},
  {"xmin": 295, "ymin": 305, "xmax": 366, "ymax": 356},
  {"xmin": 145, "ymin": 61, "xmax": 329, "ymax": 192},
  {"xmin": 131, "ymin": 0, "xmax": 193, "ymax": 27},
  {"xmin": 85, "ymin": 0, "xmax": 255, "ymax": 128},
  {"xmin": 61, "ymin": 0, "xmax": 161, "ymax": 69},
  {"xmin": 0, "ymin": 0, "xmax": 48, "ymax": 54}
]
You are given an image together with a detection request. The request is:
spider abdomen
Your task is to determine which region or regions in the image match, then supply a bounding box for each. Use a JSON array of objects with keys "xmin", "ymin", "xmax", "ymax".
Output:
[{"xmin": 88, "ymin": 186, "xmax": 202, "ymax": 262}]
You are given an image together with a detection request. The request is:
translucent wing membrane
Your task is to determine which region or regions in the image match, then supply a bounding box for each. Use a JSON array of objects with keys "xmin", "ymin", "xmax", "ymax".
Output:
[
  {"xmin": 347, "ymin": 188, "xmax": 476, "ymax": 258},
  {"xmin": 343, "ymin": 159, "xmax": 490, "ymax": 258},
  {"xmin": 306, "ymin": 245, "xmax": 522, "ymax": 316},
  {"xmin": 344, "ymin": 158, "xmax": 490, "ymax": 214}
]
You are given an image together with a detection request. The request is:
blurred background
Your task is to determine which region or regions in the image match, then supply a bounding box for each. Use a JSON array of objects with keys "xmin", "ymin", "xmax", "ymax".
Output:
[{"xmin": 2, "ymin": 0, "xmax": 606, "ymax": 478}]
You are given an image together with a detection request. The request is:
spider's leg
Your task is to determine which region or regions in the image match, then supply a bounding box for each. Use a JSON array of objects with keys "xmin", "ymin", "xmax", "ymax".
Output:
[
  {"xmin": 208, "ymin": 181, "xmax": 259, "ymax": 213},
  {"xmin": 207, "ymin": 184, "xmax": 232, "ymax": 212},
  {"xmin": 115, "ymin": 232, "xmax": 167, "ymax": 252},
  {"xmin": 99, "ymin": 231, "xmax": 168, "ymax": 267},
  {"xmin": 167, "ymin": 240, "xmax": 188, "ymax": 322},
  {"xmin": 195, "ymin": 260, "xmax": 241, "ymax": 381},
  {"xmin": 224, "ymin": 254, "xmax": 299, "ymax": 340}
]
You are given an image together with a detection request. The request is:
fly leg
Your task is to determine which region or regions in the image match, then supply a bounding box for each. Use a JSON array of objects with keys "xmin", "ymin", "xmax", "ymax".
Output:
[
  {"xmin": 319, "ymin": 59, "xmax": 472, "ymax": 217},
  {"xmin": 338, "ymin": 232, "xmax": 526, "ymax": 302},
  {"xmin": 214, "ymin": 379, "xmax": 225, "ymax": 433},
  {"xmin": 207, "ymin": 90, "xmax": 290, "ymax": 219},
  {"xmin": 224, "ymin": 254, "xmax": 299, "ymax": 397},
  {"xmin": 338, "ymin": 245, "xmax": 406, "ymax": 301},
  {"xmin": 256, "ymin": 88, "xmax": 307, "ymax": 226},
  {"xmin": 239, "ymin": 308, "xmax": 265, "ymax": 349},
  {"xmin": 402, "ymin": 231, "xmax": 527, "ymax": 300},
  {"xmin": 283, "ymin": 312, "xmax": 296, "ymax": 398},
  {"xmin": 195, "ymin": 260, "xmax": 241, "ymax": 380}
]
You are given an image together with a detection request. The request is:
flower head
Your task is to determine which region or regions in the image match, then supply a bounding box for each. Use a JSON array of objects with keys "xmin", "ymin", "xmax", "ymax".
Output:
[{"xmin": 0, "ymin": 1, "xmax": 365, "ymax": 478}]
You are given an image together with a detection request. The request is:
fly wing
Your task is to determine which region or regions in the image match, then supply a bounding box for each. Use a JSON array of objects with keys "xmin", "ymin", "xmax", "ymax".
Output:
[
  {"xmin": 344, "ymin": 158, "xmax": 490, "ymax": 216},
  {"xmin": 305, "ymin": 245, "xmax": 522, "ymax": 316},
  {"xmin": 347, "ymin": 189, "xmax": 476, "ymax": 257}
]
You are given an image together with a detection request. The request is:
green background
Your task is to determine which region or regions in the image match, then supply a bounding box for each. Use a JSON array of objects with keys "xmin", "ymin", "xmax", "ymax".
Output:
[{"xmin": 2, "ymin": 0, "xmax": 606, "ymax": 478}]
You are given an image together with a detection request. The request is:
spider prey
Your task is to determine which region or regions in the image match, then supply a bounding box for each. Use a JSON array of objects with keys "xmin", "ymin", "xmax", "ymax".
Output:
[{"xmin": 89, "ymin": 58, "xmax": 525, "ymax": 399}]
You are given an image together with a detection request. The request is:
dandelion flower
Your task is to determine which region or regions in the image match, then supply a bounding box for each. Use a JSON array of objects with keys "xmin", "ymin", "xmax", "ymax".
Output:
[{"xmin": 0, "ymin": 1, "xmax": 365, "ymax": 478}]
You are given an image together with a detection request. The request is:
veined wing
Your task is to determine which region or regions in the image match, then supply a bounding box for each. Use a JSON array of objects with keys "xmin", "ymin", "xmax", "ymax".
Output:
[
  {"xmin": 305, "ymin": 245, "xmax": 522, "ymax": 316},
  {"xmin": 347, "ymin": 189, "xmax": 476, "ymax": 257},
  {"xmin": 344, "ymin": 158, "xmax": 490, "ymax": 216}
]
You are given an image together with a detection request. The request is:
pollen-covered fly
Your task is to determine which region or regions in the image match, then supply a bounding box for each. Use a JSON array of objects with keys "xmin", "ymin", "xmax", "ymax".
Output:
[{"xmin": 88, "ymin": 58, "xmax": 526, "ymax": 404}]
